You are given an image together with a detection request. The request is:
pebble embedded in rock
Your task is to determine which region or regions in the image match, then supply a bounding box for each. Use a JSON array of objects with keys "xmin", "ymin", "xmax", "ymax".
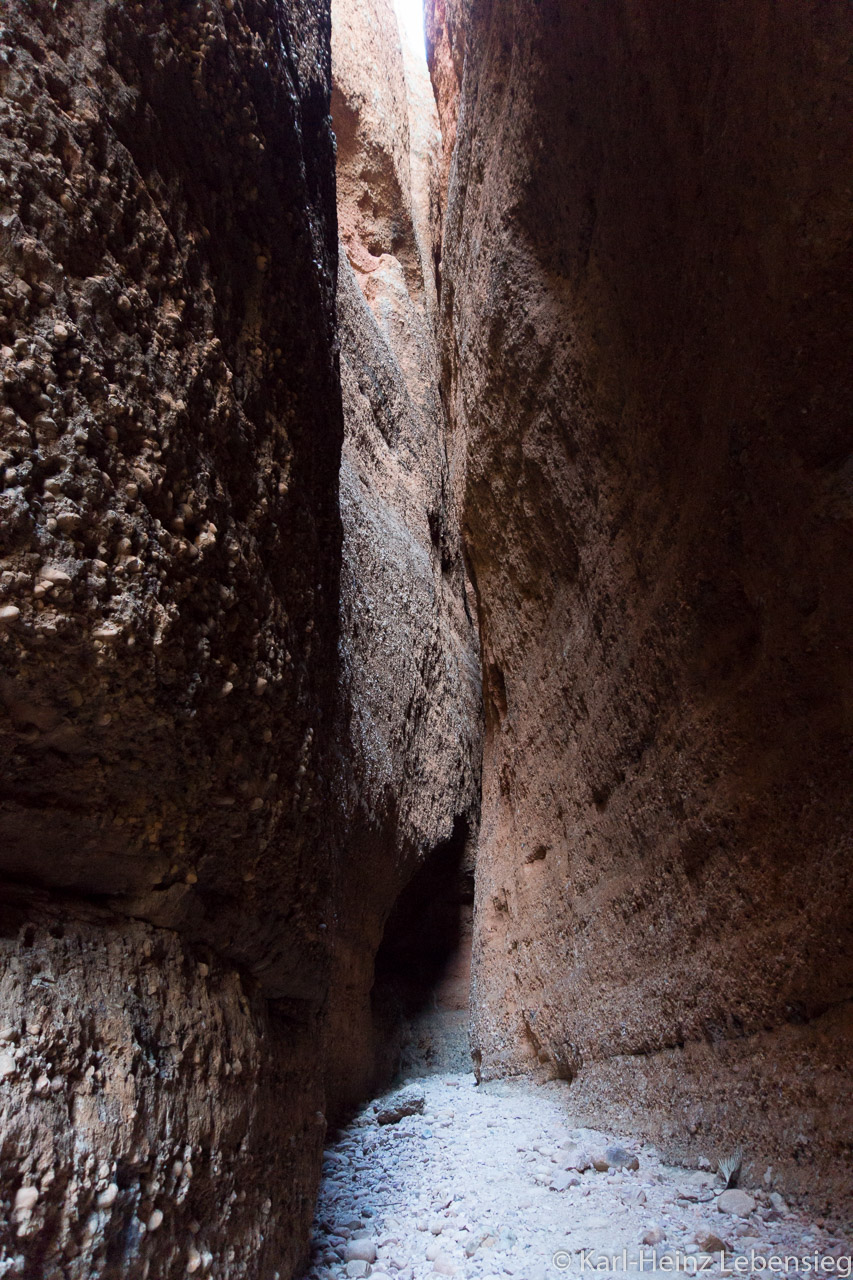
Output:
[{"xmin": 15, "ymin": 1186, "xmax": 39, "ymax": 1212}]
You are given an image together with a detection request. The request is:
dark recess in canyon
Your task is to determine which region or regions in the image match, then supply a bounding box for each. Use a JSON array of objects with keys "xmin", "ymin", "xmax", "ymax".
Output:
[{"xmin": 0, "ymin": 0, "xmax": 851, "ymax": 1275}]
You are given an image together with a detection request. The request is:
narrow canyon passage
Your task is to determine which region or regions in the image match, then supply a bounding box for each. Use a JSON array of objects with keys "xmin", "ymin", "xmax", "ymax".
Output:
[{"xmin": 0, "ymin": 0, "xmax": 851, "ymax": 1277}]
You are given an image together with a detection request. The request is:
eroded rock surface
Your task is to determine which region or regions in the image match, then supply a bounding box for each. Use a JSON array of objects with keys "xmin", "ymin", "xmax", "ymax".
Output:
[
  {"xmin": 0, "ymin": 0, "xmax": 480, "ymax": 1271},
  {"xmin": 0, "ymin": 0, "xmax": 341, "ymax": 1274},
  {"xmin": 429, "ymin": 0, "xmax": 853, "ymax": 1216},
  {"xmin": 0, "ymin": 891, "xmax": 322, "ymax": 1280},
  {"xmin": 0, "ymin": 0, "xmax": 341, "ymax": 988},
  {"xmin": 327, "ymin": 0, "xmax": 481, "ymax": 1111}
]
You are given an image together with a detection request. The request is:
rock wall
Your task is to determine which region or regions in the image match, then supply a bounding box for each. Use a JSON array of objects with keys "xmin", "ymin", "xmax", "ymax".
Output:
[
  {"xmin": 0, "ymin": 889, "xmax": 323, "ymax": 1280},
  {"xmin": 327, "ymin": 0, "xmax": 481, "ymax": 1111},
  {"xmin": 0, "ymin": 0, "xmax": 342, "ymax": 1274},
  {"xmin": 430, "ymin": 0, "xmax": 853, "ymax": 1217},
  {"xmin": 0, "ymin": 0, "xmax": 481, "ymax": 1271},
  {"xmin": 0, "ymin": 0, "xmax": 341, "ymax": 993}
]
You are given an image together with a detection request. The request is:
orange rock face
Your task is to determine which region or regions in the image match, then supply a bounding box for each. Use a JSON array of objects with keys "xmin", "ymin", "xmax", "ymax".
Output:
[{"xmin": 429, "ymin": 0, "xmax": 853, "ymax": 1214}]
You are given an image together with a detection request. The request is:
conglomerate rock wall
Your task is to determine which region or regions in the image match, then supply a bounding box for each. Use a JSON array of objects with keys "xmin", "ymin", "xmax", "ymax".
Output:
[
  {"xmin": 428, "ymin": 0, "xmax": 853, "ymax": 1217},
  {"xmin": 3, "ymin": 0, "xmax": 852, "ymax": 1269},
  {"xmin": 0, "ymin": 0, "xmax": 342, "ymax": 1275},
  {"xmin": 0, "ymin": 0, "xmax": 481, "ymax": 1274}
]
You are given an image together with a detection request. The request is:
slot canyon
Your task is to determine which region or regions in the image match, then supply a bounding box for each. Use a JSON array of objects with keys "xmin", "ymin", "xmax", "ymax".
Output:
[{"xmin": 0, "ymin": 0, "xmax": 850, "ymax": 1277}]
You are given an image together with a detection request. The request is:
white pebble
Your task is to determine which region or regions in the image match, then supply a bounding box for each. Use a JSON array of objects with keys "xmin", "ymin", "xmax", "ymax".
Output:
[
  {"xmin": 345, "ymin": 1238, "xmax": 377, "ymax": 1264},
  {"xmin": 15, "ymin": 1186, "xmax": 38, "ymax": 1212},
  {"xmin": 97, "ymin": 1183, "xmax": 119, "ymax": 1209}
]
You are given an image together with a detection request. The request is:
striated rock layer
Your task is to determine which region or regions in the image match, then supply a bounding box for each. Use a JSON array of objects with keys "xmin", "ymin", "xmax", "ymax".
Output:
[
  {"xmin": 328, "ymin": 0, "xmax": 481, "ymax": 1110},
  {"xmin": 429, "ymin": 0, "xmax": 853, "ymax": 1217}
]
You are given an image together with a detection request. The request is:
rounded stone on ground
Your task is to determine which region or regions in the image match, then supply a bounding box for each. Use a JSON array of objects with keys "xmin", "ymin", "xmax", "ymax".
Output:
[
  {"xmin": 345, "ymin": 1239, "xmax": 377, "ymax": 1264},
  {"xmin": 642, "ymin": 1225, "xmax": 666, "ymax": 1245},
  {"xmin": 549, "ymin": 1171, "xmax": 579, "ymax": 1192},
  {"xmin": 717, "ymin": 1190, "xmax": 756, "ymax": 1217},
  {"xmin": 602, "ymin": 1145, "xmax": 639, "ymax": 1172},
  {"xmin": 375, "ymin": 1085, "xmax": 426, "ymax": 1127}
]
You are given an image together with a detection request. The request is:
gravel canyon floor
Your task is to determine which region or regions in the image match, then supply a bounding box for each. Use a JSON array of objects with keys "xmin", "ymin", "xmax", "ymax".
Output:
[{"xmin": 302, "ymin": 1076, "xmax": 850, "ymax": 1280}]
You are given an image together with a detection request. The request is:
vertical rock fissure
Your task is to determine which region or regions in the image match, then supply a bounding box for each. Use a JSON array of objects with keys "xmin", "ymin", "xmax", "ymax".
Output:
[{"xmin": 325, "ymin": 0, "xmax": 482, "ymax": 1116}]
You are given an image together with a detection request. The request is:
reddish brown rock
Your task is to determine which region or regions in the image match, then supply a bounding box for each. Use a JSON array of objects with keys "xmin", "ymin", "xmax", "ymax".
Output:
[
  {"xmin": 425, "ymin": 0, "xmax": 463, "ymax": 213},
  {"xmin": 0, "ymin": 0, "xmax": 341, "ymax": 991},
  {"xmin": 332, "ymin": 0, "xmax": 424, "ymax": 303},
  {"xmin": 0, "ymin": 890, "xmax": 322, "ymax": 1280},
  {"xmin": 0, "ymin": 0, "xmax": 342, "ymax": 1272},
  {"xmin": 0, "ymin": 0, "xmax": 479, "ymax": 1268},
  {"xmin": 430, "ymin": 0, "xmax": 853, "ymax": 1215}
]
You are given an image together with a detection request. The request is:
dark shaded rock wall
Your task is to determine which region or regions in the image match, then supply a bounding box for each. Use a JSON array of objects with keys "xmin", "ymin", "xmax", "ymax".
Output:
[
  {"xmin": 0, "ymin": 0, "xmax": 341, "ymax": 993},
  {"xmin": 0, "ymin": 0, "xmax": 481, "ymax": 1271},
  {"xmin": 0, "ymin": 890, "xmax": 323, "ymax": 1280},
  {"xmin": 0, "ymin": 0, "xmax": 342, "ymax": 1274},
  {"xmin": 429, "ymin": 0, "xmax": 853, "ymax": 1216}
]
